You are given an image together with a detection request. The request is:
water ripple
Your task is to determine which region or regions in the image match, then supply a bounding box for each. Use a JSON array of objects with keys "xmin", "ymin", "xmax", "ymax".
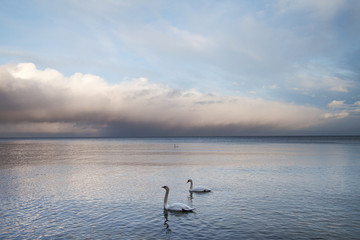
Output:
[{"xmin": 1, "ymin": 138, "xmax": 360, "ymax": 239}]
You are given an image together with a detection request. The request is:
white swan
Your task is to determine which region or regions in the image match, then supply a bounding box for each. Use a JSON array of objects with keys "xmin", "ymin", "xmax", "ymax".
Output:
[
  {"xmin": 187, "ymin": 179, "xmax": 211, "ymax": 192},
  {"xmin": 162, "ymin": 186, "xmax": 194, "ymax": 212}
]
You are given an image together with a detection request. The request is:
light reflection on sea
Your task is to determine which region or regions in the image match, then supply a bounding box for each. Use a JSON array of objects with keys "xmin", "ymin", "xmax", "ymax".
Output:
[{"xmin": 0, "ymin": 137, "xmax": 360, "ymax": 239}]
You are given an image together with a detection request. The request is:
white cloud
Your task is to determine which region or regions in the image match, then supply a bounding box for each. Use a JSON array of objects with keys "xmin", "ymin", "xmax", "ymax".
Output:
[
  {"xmin": 2, "ymin": 0, "xmax": 358, "ymax": 103},
  {"xmin": 323, "ymin": 111, "xmax": 349, "ymax": 119},
  {"xmin": 324, "ymin": 76, "xmax": 351, "ymax": 93},
  {"xmin": 0, "ymin": 63, "xmax": 330, "ymax": 136},
  {"xmin": 328, "ymin": 100, "xmax": 345, "ymax": 108},
  {"xmin": 169, "ymin": 27, "xmax": 211, "ymax": 52},
  {"xmin": 114, "ymin": 22, "xmax": 215, "ymax": 64},
  {"xmin": 288, "ymin": 67, "xmax": 354, "ymax": 94},
  {"xmin": 329, "ymin": 85, "xmax": 349, "ymax": 93},
  {"xmin": 325, "ymin": 100, "xmax": 360, "ymax": 120}
]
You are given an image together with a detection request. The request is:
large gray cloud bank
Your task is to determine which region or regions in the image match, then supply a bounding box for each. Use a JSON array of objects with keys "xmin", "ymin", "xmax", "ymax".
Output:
[{"xmin": 0, "ymin": 63, "xmax": 348, "ymax": 137}]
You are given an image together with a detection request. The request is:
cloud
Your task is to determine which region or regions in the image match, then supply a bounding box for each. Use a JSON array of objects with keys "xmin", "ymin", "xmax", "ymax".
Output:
[
  {"xmin": 325, "ymin": 100, "xmax": 360, "ymax": 120},
  {"xmin": 0, "ymin": 122, "xmax": 101, "ymax": 137},
  {"xmin": 323, "ymin": 111, "xmax": 349, "ymax": 119},
  {"xmin": 1, "ymin": 0, "xmax": 359, "ymax": 103},
  {"xmin": 286, "ymin": 65, "xmax": 355, "ymax": 95},
  {"xmin": 276, "ymin": 0, "xmax": 347, "ymax": 20},
  {"xmin": 116, "ymin": 23, "xmax": 214, "ymax": 60},
  {"xmin": 328, "ymin": 100, "xmax": 345, "ymax": 108},
  {"xmin": 327, "ymin": 100, "xmax": 360, "ymax": 112},
  {"xmin": 0, "ymin": 63, "xmax": 332, "ymax": 137}
]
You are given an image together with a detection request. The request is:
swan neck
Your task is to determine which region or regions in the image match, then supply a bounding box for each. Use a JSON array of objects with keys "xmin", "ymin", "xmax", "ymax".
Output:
[
  {"xmin": 189, "ymin": 180, "xmax": 193, "ymax": 190},
  {"xmin": 164, "ymin": 188, "xmax": 169, "ymax": 208}
]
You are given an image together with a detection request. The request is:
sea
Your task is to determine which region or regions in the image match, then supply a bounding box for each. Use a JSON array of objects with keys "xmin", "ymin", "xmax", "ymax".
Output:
[{"xmin": 0, "ymin": 136, "xmax": 359, "ymax": 239}]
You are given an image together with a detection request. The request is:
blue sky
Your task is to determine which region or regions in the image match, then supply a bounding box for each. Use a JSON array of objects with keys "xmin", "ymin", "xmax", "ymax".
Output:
[{"xmin": 0, "ymin": 0, "xmax": 359, "ymax": 136}]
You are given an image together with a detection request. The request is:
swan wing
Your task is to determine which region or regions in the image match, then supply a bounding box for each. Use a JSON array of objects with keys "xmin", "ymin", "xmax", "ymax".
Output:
[
  {"xmin": 190, "ymin": 186, "xmax": 211, "ymax": 192},
  {"xmin": 166, "ymin": 203, "xmax": 195, "ymax": 212}
]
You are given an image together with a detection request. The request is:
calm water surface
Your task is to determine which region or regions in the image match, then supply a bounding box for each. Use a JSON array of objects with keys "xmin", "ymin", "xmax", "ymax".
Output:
[{"xmin": 1, "ymin": 137, "xmax": 360, "ymax": 239}]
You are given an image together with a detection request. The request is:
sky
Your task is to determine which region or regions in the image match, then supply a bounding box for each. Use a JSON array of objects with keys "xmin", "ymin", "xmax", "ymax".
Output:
[{"xmin": 0, "ymin": 0, "xmax": 359, "ymax": 137}]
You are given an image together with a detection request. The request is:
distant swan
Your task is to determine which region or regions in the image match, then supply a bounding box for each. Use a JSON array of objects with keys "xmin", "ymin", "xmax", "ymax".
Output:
[
  {"xmin": 187, "ymin": 179, "xmax": 211, "ymax": 192},
  {"xmin": 162, "ymin": 186, "xmax": 194, "ymax": 212}
]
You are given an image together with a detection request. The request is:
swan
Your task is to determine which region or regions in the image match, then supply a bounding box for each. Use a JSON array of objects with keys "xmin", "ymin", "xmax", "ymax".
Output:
[
  {"xmin": 187, "ymin": 179, "xmax": 211, "ymax": 192},
  {"xmin": 162, "ymin": 186, "xmax": 194, "ymax": 212}
]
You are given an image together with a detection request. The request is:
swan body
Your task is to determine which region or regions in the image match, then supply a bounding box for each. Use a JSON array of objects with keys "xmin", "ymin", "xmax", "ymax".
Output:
[
  {"xmin": 162, "ymin": 186, "xmax": 194, "ymax": 212},
  {"xmin": 165, "ymin": 202, "xmax": 194, "ymax": 211},
  {"xmin": 187, "ymin": 179, "xmax": 211, "ymax": 192}
]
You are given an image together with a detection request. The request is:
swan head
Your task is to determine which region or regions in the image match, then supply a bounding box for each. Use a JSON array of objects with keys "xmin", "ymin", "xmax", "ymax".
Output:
[
  {"xmin": 187, "ymin": 179, "xmax": 192, "ymax": 183},
  {"xmin": 162, "ymin": 186, "xmax": 169, "ymax": 190}
]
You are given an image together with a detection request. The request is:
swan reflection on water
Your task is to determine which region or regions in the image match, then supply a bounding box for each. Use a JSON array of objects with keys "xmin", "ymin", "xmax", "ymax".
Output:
[
  {"xmin": 163, "ymin": 209, "xmax": 194, "ymax": 233},
  {"xmin": 163, "ymin": 210, "xmax": 171, "ymax": 232},
  {"xmin": 188, "ymin": 189, "xmax": 213, "ymax": 201},
  {"xmin": 188, "ymin": 192, "xmax": 193, "ymax": 200}
]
